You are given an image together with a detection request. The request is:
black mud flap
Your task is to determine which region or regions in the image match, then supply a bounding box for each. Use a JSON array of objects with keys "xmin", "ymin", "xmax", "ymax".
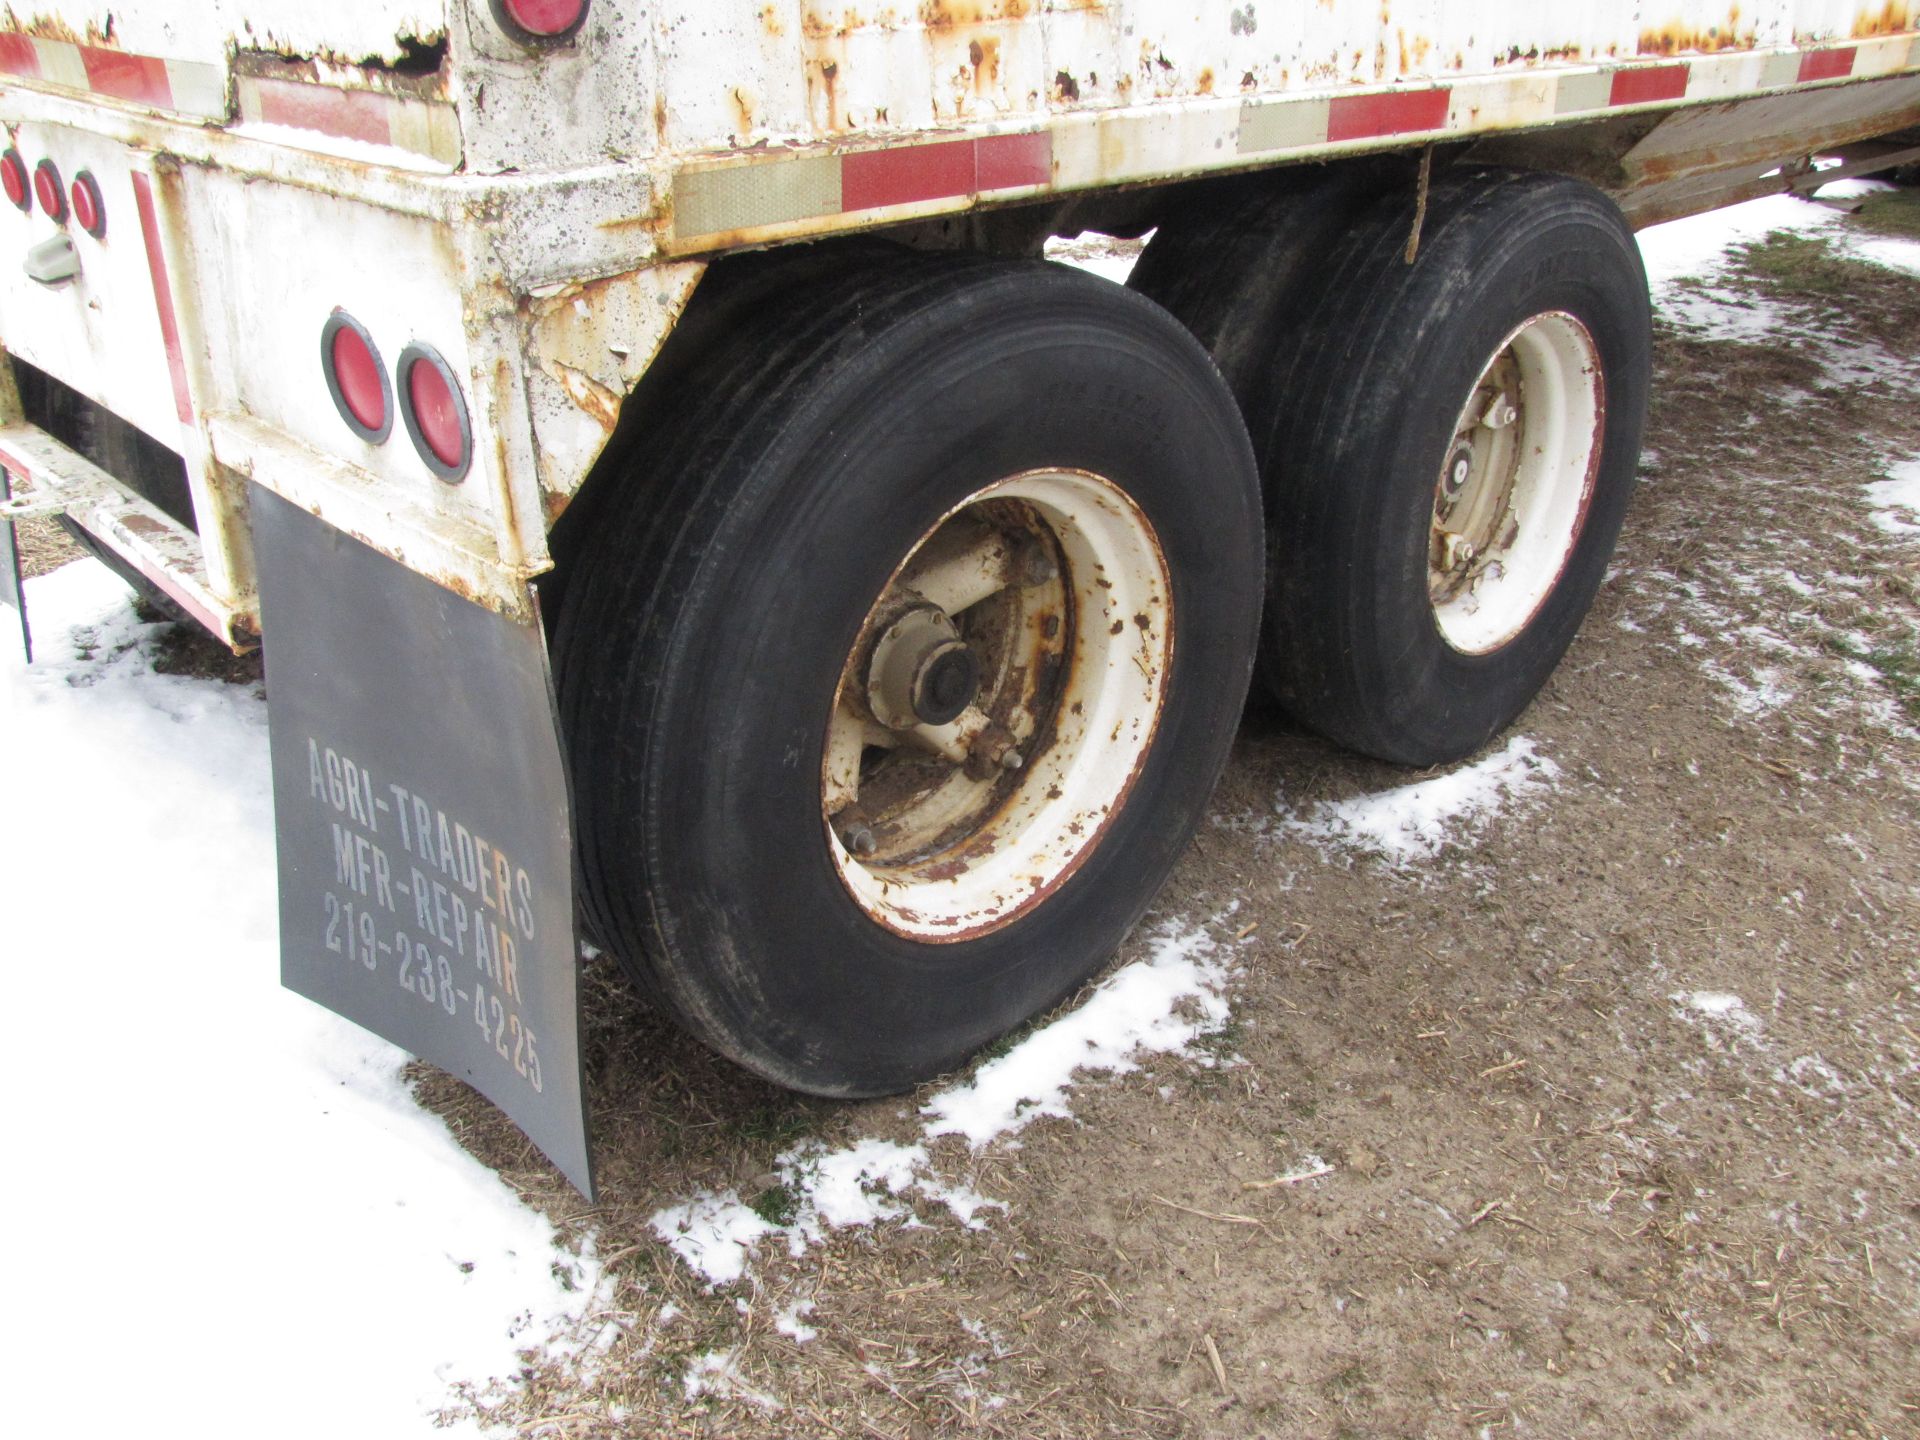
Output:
[
  {"xmin": 250, "ymin": 485, "xmax": 593, "ymax": 1198},
  {"xmin": 1, "ymin": 469, "xmax": 30, "ymax": 663}
]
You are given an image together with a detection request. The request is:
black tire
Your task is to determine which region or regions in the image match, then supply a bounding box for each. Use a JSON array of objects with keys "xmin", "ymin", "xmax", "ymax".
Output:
[
  {"xmin": 1253, "ymin": 168, "xmax": 1652, "ymax": 765},
  {"xmin": 1128, "ymin": 163, "xmax": 1395, "ymax": 415},
  {"xmin": 553, "ymin": 252, "xmax": 1261, "ymax": 1096}
]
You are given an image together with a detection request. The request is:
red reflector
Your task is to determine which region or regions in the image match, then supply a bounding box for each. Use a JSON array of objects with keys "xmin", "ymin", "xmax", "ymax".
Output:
[
  {"xmin": 1, "ymin": 150, "xmax": 28, "ymax": 212},
  {"xmin": 320, "ymin": 311, "xmax": 392, "ymax": 445},
  {"xmin": 70, "ymin": 171, "xmax": 105, "ymax": 239},
  {"xmin": 400, "ymin": 344, "xmax": 472, "ymax": 482},
  {"xmin": 34, "ymin": 159, "xmax": 66, "ymax": 223},
  {"xmin": 494, "ymin": 0, "xmax": 588, "ymax": 41}
]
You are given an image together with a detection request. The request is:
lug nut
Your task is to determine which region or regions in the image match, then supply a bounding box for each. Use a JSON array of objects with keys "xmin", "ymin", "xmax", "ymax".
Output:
[
  {"xmin": 1011, "ymin": 535, "xmax": 1059, "ymax": 588},
  {"xmin": 965, "ymin": 724, "xmax": 1024, "ymax": 780},
  {"xmin": 840, "ymin": 824, "xmax": 878, "ymax": 857}
]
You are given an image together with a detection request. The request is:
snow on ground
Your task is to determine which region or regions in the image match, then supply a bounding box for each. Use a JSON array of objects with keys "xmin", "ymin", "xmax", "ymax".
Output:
[
  {"xmin": 0, "ymin": 565, "xmax": 603, "ymax": 1438},
  {"xmin": 1622, "ymin": 193, "xmax": 1920, "ymax": 738},
  {"xmin": 1273, "ymin": 736, "xmax": 1562, "ymax": 865},
  {"xmin": 1866, "ymin": 457, "xmax": 1920, "ymax": 536},
  {"xmin": 1636, "ymin": 192, "xmax": 1842, "ymax": 293},
  {"xmin": 650, "ymin": 920, "xmax": 1236, "ymax": 1287},
  {"xmin": 923, "ymin": 922, "xmax": 1232, "ymax": 1143}
]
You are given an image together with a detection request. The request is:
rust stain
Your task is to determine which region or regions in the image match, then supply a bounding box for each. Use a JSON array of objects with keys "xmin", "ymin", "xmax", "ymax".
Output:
[
  {"xmin": 1852, "ymin": 0, "xmax": 1911, "ymax": 37},
  {"xmin": 2, "ymin": 11, "xmax": 114, "ymax": 46},
  {"xmin": 1638, "ymin": 12, "xmax": 1757, "ymax": 56},
  {"xmin": 760, "ymin": 2, "xmax": 787, "ymax": 37},
  {"xmin": 540, "ymin": 360, "xmax": 620, "ymax": 432},
  {"xmin": 119, "ymin": 513, "xmax": 172, "ymax": 540},
  {"xmin": 729, "ymin": 85, "xmax": 756, "ymax": 136},
  {"xmin": 233, "ymin": 49, "xmax": 448, "ymax": 101},
  {"xmin": 969, "ymin": 36, "xmax": 1001, "ymax": 92},
  {"xmin": 1195, "ymin": 66, "xmax": 1214, "ymax": 96},
  {"xmin": 918, "ymin": 0, "xmax": 1032, "ymax": 29},
  {"xmin": 1054, "ymin": 69, "xmax": 1080, "ymax": 102}
]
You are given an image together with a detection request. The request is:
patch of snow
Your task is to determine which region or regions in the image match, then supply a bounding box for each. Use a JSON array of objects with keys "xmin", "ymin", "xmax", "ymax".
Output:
[
  {"xmin": 1, "ymin": 564, "xmax": 602, "ymax": 1439},
  {"xmin": 1045, "ymin": 231, "xmax": 1144, "ymax": 285},
  {"xmin": 1866, "ymin": 457, "xmax": 1920, "ymax": 536},
  {"xmin": 1274, "ymin": 736, "xmax": 1561, "ymax": 864},
  {"xmin": 1636, "ymin": 193, "xmax": 1841, "ymax": 293},
  {"xmin": 1701, "ymin": 659, "xmax": 1796, "ymax": 715},
  {"xmin": 1811, "ymin": 177, "xmax": 1897, "ymax": 200},
  {"xmin": 774, "ymin": 1300, "xmax": 818, "ymax": 1343},
  {"xmin": 1272, "ymin": 1153, "xmax": 1334, "ymax": 1185},
  {"xmin": 1779, "ymin": 1053, "xmax": 1850, "ymax": 1100},
  {"xmin": 1673, "ymin": 991, "xmax": 1765, "ymax": 1049},
  {"xmin": 650, "ymin": 1136, "xmax": 1008, "ymax": 1288},
  {"xmin": 682, "ymin": 1349, "xmax": 780, "ymax": 1409},
  {"xmin": 922, "ymin": 923, "xmax": 1231, "ymax": 1144},
  {"xmin": 1848, "ymin": 235, "xmax": 1920, "ymax": 279},
  {"xmin": 651, "ymin": 922, "xmax": 1232, "ymax": 1285},
  {"xmin": 650, "ymin": 1190, "xmax": 783, "ymax": 1288}
]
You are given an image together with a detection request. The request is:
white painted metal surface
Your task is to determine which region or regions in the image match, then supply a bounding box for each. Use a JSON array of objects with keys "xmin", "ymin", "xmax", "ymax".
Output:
[
  {"xmin": 0, "ymin": 0, "xmax": 1917, "ymax": 635},
  {"xmin": 4, "ymin": 2, "xmax": 447, "ymax": 69}
]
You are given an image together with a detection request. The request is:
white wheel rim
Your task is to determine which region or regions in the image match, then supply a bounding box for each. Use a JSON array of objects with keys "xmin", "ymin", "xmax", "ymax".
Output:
[
  {"xmin": 821, "ymin": 469, "xmax": 1172, "ymax": 941},
  {"xmin": 1428, "ymin": 311, "xmax": 1606, "ymax": 655}
]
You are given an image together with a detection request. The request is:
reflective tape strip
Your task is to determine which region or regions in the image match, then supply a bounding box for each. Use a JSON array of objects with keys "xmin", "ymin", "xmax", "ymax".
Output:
[
  {"xmin": 1760, "ymin": 51, "xmax": 1809, "ymax": 88},
  {"xmin": 665, "ymin": 33, "xmax": 1918, "ymax": 244},
  {"xmin": 132, "ymin": 172, "xmax": 194, "ymax": 427},
  {"xmin": 1610, "ymin": 63, "xmax": 1691, "ymax": 106},
  {"xmin": 674, "ymin": 131, "xmax": 1052, "ymax": 241},
  {"xmin": 232, "ymin": 76, "xmax": 462, "ymax": 166},
  {"xmin": 1799, "ymin": 47, "xmax": 1857, "ymax": 82},
  {"xmin": 0, "ymin": 32, "xmax": 36, "ymax": 78},
  {"xmin": 1238, "ymin": 96, "xmax": 1330, "ymax": 153},
  {"xmin": 79, "ymin": 46, "xmax": 171, "ymax": 109},
  {"xmin": 0, "ymin": 35, "xmax": 225, "ymax": 120},
  {"xmin": 674, "ymin": 153, "xmax": 843, "ymax": 239},
  {"xmin": 1553, "ymin": 69, "xmax": 1615, "ymax": 114},
  {"xmin": 241, "ymin": 75, "xmax": 393, "ymax": 147},
  {"xmin": 1327, "ymin": 87, "xmax": 1451, "ymax": 141}
]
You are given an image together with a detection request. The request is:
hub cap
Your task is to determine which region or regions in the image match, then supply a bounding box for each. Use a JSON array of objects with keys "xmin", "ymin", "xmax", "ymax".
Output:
[
  {"xmin": 1429, "ymin": 311, "xmax": 1606, "ymax": 654},
  {"xmin": 822, "ymin": 469, "xmax": 1172, "ymax": 939}
]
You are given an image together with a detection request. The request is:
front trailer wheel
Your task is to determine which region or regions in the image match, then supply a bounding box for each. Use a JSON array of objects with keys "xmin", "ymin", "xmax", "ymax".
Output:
[{"xmin": 554, "ymin": 254, "xmax": 1261, "ymax": 1096}]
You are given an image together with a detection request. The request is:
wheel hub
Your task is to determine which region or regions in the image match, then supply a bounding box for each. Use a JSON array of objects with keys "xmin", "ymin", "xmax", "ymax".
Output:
[
  {"xmin": 911, "ymin": 643, "xmax": 981, "ymax": 727},
  {"xmin": 821, "ymin": 470, "xmax": 1172, "ymax": 940},
  {"xmin": 1428, "ymin": 311, "xmax": 1605, "ymax": 655}
]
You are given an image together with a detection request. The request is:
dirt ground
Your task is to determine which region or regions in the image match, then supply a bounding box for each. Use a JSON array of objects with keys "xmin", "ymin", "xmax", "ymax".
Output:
[{"xmin": 28, "ymin": 198, "xmax": 1918, "ymax": 1437}]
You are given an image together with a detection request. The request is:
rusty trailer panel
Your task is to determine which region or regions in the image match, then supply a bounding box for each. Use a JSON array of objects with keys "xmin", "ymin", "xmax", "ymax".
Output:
[{"xmin": 0, "ymin": 0, "xmax": 1916, "ymax": 631}]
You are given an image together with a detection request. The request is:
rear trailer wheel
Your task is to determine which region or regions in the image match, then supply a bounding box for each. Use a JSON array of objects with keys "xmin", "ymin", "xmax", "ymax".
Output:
[
  {"xmin": 1256, "ymin": 169, "xmax": 1653, "ymax": 766},
  {"xmin": 554, "ymin": 255, "xmax": 1261, "ymax": 1096}
]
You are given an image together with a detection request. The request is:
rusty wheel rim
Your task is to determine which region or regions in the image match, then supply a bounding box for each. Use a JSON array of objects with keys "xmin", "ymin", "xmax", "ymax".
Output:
[
  {"xmin": 1428, "ymin": 310, "xmax": 1606, "ymax": 655},
  {"xmin": 822, "ymin": 469, "xmax": 1173, "ymax": 940}
]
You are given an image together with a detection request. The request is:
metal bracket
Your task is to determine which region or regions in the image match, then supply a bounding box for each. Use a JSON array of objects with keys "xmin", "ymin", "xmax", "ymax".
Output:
[
  {"xmin": 25, "ymin": 233, "xmax": 80, "ymax": 287},
  {"xmin": 1, "ymin": 469, "xmax": 31, "ymax": 663},
  {"xmin": 0, "ymin": 474, "xmax": 115, "ymax": 520}
]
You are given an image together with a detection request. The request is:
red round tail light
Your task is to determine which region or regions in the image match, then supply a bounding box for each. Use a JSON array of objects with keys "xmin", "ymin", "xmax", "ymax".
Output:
[
  {"xmin": 321, "ymin": 311, "xmax": 393, "ymax": 444},
  {"xmin": 398, "ymin": 343, "xmax": 472, "ymax": 483},
  {"xmin": 1, "ymin": 150, "xmax": 28, "ymax": 212},
  {"xmin": 70, "ymin": 171, "xmax": 105, "ymax": 239},
  {"xmin": 491, "ymin": 0, "xmax": 589, "ymax": 44},
  {"xmin": 33, "ymin": 159, "xmax": 65, "ymax": 223}
]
